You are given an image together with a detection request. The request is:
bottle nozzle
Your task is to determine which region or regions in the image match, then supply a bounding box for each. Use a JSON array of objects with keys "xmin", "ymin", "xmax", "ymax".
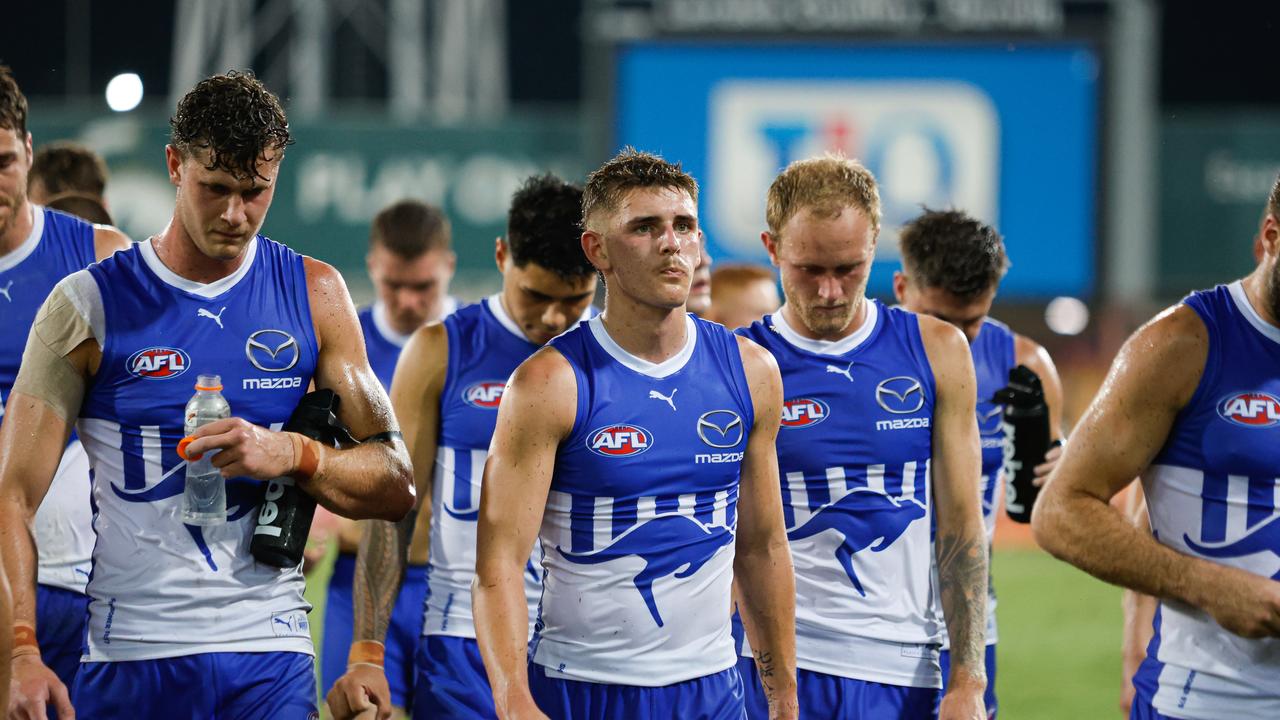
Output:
[{"xmin": 195, "ymin": 374, "xmax": 223, "ymax": 392}]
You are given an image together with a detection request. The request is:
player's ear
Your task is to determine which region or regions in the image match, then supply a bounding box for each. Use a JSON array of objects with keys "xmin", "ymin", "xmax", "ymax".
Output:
[
  {"xmin": 761, "ymin": 231, "xmax": 780, "ymax": 266},
  {"xmin": 165, "ymin": 145, "xmax": 184, "ymax": 187},
  {"xmin": 582, "ymin": 229, "xmax": 609, "ymax": 273},
  {"xmin": 494, "ymin": 237, "xmax": 508, "ymax": 272},
  {"xmin": 892, "ymin": 271, "xmax": 908, "ymax": 303},
  {"xmin": 23, "ymin": 132, "xmax": 32, "ymax": 170}
]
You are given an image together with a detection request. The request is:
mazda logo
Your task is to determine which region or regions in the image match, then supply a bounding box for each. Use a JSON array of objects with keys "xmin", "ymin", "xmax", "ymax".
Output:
[
  {"xmin": 697, "ymin": 410, "xmax": 744, "ymax": 448},
  {"xmin": 875, "ymin": 376, "xmax": 925, "ymax": 414},
  {"xmin": 246, "ymin": 330, "xmax": 299, "ymax": 373}
]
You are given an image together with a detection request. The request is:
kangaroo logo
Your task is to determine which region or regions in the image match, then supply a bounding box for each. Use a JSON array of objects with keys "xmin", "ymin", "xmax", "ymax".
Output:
[
  {"xmin": 649, "ymin": 388, "xmax": 678, "ymax": 412},
  {"xmin": 197, "ymin": 306, "xmax": 227, "ymax": 329},
  {"xmin": 787, "ymin": 488, "xmax": 926, "ymax": 595},
  {"xmin": 826, "ymin": 362, "xmax": 854, "ymax": 383},
  {"xmin": 557, "ymin": 515, "xmax": 734, "ymax": 627},
  {"xmin": 1184, "ymin": 514, "xmax": 1280, "ymax": 580},
  {"xmin": 0, "ymin": 280, "xmax": 12, "ymax": 302}
]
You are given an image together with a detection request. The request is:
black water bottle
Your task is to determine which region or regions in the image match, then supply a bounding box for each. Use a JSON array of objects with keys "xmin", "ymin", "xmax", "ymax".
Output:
[
  {"xmin": 251, "ymin": 389, "xmax": 345, "ymax": 567},
  {"xmin": 994, "ymin": 365, "xmax": 1054, "ymax": 524}
]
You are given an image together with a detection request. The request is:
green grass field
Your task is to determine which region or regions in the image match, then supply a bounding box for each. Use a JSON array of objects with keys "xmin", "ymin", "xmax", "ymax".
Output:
[
  {"xmin": 303, "ymin": 546, "xmax": 1125, "ymax": 718},
  {"xmin": 993, "ymin": 547, "xmax": 1124, "ymax": 719}
]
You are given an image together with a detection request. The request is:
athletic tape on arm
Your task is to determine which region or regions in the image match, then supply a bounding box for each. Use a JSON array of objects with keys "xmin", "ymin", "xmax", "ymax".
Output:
[{"xmin": 10, "ymin": 278, "xmax": 98, "ymax": 422}]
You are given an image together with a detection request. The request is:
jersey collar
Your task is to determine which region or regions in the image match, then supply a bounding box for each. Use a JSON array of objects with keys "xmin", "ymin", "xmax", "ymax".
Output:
[
  {"xmin": 771, "ymin": 299, "xmax": 878, "ymax": 356},
  {"xmin": 0, "ymin": 204, "xmax": 44, "ymax": 273},
  {"xmin": 139, "ymin": 235, "xmax": 259, "ymax": 299},
  {"xmin": 1229, "ymin": 280, "xmax": 1280, "ymax": 345},
  {"xmin": 587, "ymin": 313, "xmax": 697, "ymax": 379}
]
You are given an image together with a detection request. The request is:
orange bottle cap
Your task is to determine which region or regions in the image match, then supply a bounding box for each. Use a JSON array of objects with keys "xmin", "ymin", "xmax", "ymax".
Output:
[{"xmin": 177, "ymin": 436, "xmax": 203, "ymax": 462}]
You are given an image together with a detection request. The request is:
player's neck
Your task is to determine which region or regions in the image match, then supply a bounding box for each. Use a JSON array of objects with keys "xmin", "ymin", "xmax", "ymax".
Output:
[
  {"xmin": 1241, "ymin": 269, "xmax": 1280, "ymax": 328},
  {"xmin": 599, "ymin": 297, "xmax": 688, "ymax": 364},
  {"xmin": 153, "ymin": 218, "xmax": 250, "ymax": 284},
  {"xmin": 0, "ymin": 200, "xmax": 34, "ymax": 257},
  {"xmin": 780, "ymin": 296, "xmax": 869, "ymax": 342}
]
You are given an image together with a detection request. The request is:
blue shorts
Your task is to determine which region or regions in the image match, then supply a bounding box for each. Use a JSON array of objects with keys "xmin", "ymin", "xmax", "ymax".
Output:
[
  {"xmin": 1130, "ymin": 653, "xmax": 1177, "ymax": 720},
  {"xmin": 530, "ymin": 663, "xmax": 745, "ymax": 720},
  {"xmin": 412, "ymin": 635, "xmax": 497, "ymax": 719},
  {"xmin": 739, "ymin": 659, "xmax": 939, "ymax": 720},
  {"xmin": 72, "ymin": 651, "xmax": 316, "ymax": 719},
  {"xmin": 320, "ymin": 552, "xmax": 429, "ymax": 709},
  {"xmin": 36, "ymin": 584, "xmax": 90, "ymax": 691},
  {"xmin": 939, "ymin": 644, "xmax": 997, "ymax": 719}
]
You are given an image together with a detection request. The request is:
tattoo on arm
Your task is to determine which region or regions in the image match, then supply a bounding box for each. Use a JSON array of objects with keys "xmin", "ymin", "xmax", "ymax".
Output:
[
  {"xmin": 753, "ymin": 649, "xmax": 776, "ymax": 704},
  {"xmin": 937, "ymin": 529, "xmax": 988, "ymax": 676},
  {"xmin": 352, "ymin": 507, "xmax": 418, "ymax": 642}
]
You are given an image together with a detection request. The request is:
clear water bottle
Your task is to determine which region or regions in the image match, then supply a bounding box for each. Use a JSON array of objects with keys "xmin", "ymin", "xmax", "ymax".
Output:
[{"xmin": 181, "ymin": 374, "xmax": 231, "ymax": 525}]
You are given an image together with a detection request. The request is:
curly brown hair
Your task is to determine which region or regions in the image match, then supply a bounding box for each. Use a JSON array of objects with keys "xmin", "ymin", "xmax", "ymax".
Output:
[
  {"xmin": 582, "ymin": 148, "xmax": 698, "ymax": 230},
  {"xmin": 170, "ymin": 71, "xmax": 292, "ymax": 181},
  {"xmin": 0, "ymin": 65, "xmax": 28, "ymax": 137},
  {"xmin": 898, "ymin": 208, "xmax": 1009, "ymax": 301}
]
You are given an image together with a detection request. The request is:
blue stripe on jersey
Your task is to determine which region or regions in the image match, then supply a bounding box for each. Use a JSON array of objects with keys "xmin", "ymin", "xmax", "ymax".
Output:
[{"xmin": 0, "ymin": 207, "xmax": 95, "ymax": 415}]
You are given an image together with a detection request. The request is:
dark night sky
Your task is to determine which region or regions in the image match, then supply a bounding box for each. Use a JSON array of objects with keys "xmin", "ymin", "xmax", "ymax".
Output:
[{"xmin": 2, "ymin": 1, "xmax": 1276, "ymax": 108}]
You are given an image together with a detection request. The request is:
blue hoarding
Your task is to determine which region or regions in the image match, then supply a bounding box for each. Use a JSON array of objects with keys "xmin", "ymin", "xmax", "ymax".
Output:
[{"xmin": 614, "ymin": 43, "xmax": 1098, "ymax": 299}]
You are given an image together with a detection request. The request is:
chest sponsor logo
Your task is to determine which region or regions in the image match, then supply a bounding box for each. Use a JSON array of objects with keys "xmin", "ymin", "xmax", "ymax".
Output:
[
  {"xmin": 781, "ymin": 397, "xmax": 829, "ymax": 429},
  {"xmin": 697, "ymin": 410, "xmax": 744, "ymax": 448},
  {"xmin": 462, "ymin": 381, "xmax": 506, "ymax": 409},
  {"xmin": 587, "ymin": 424, "xmax": 652, "ymax": 457},
  {"xmin": 876, "ymin": 376, "xmax": 926, "ymax": 415},
  {"xmin": 246, "ymin": 330, "xmax": 299, "ymax": 373},
  {"xmin": 1217, "ymin": 392, "xmax": 1280, "ymax": 428},
  {"xmin": 126, "ymin": 347, "xmax": 190, "ymax": 379}
]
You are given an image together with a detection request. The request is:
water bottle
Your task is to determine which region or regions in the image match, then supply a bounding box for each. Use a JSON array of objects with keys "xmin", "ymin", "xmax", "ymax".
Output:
[
  {"xmin": 181, "ymin": 374, "xmax": 231, "ymax": 525},
  {"xmin": 251, "ymin": 389, "xmax": 347, "ymax": 568},
  {"xmin": 995, "ymin": 365, "xmax": 1054, "ymax": 524}
]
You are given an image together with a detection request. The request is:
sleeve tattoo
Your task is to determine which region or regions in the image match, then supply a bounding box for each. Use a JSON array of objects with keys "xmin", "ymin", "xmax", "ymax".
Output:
[
  {"xmin": 937, "ymin": 529, "xmax": 988, "ymax": 676},
  {"xmin": 352, "ymin": 508, "xmax": 418, "ymax": 643}
]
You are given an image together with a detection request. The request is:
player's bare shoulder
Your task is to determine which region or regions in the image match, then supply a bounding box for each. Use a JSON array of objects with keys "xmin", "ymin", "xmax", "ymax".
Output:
[
  {"xmin": 91, "ymin": 225, "xmax": 131, "ymax": 260},
  {"xmin": 1106, "ymin": 302, "xmax": 1209, "ymax": 412}
]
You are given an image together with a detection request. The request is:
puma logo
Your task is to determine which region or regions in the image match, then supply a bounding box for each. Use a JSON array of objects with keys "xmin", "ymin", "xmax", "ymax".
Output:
[
  {"xmin": 197, "ymin": 306, "xmax": 227, "ymax": 329},
  {"xmin": 648, "ymin": 388, "xmax": 678, "ymax": 412},
  {"xmin": 826, "ymin": 362, "xmax": 854, "ymax": 383},
  {"xmin": 0, "ymin": 280, "xmax": 13, "ymax": 302}
]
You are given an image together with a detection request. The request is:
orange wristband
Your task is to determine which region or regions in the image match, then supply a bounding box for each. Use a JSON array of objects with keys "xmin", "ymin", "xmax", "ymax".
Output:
[
  {"xmin": 13, "ymin": 622, "xmax": 39, "ymax": 658},
  {"xmin": 347, "ymin": 640, "xmax": 385, "ymax": 668},
  {"xmin": 290, "ymin": 435, "xmax": 320, "ymax": 482}
]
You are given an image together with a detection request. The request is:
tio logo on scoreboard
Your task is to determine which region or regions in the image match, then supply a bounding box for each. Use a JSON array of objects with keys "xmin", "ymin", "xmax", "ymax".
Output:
[{"xmin": 707, "ymin": 81, "xmax": 1000, "ymax": 259}]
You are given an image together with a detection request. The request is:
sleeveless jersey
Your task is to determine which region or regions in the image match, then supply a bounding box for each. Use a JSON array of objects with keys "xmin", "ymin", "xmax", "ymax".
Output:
[
  {"xmin": 1135, "ymin": 282, "xmax": 1280, "ymax": 719},
  {"xmin": 357, "ymin": 297, "xmax": 459, "ymax": 391},
  {"xmin": 75, "ymin": 236, "xmax": 319, "ymax": 661},
  {"xmin": 424, "ymin": 295, "xmax": 544, "ymax": 638},
  {"xmin": 0, "ymin": 206, "xmax": 97, "ymax": 594},
  {"xmin": 942, "ymin": 317, "xmax": 1015, "ymax": 650},
  {"xmin": 532, "ymin": 314, "xmax": 753, "ymax": 686},
  {"xmin": 739, "ymin": 302, "xmax": 942, "ymax": 688}
]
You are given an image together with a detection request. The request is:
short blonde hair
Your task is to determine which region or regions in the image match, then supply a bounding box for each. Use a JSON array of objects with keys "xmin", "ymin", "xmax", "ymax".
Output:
[{"xmin": 765, "ymin": 154, "xmax": 881, "ymax": 241}]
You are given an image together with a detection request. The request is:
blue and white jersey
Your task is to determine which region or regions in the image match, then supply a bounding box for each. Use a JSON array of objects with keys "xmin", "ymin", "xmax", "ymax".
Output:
[
  {"xmin": 957, "ymin": 317, "xmax": 1016, "ymax": 649},
  {"xmin": 0, "ymin": 206, "xmax": 97, "ymax": 594},
  {"xmin": 739, "ymin": 302, "xmax": 942, "ymax": 689},
  {"xmin": 972, "ymin": 318, "xmax": 1016, "ymax": 540},
  {"xmin": 1135, "ymin": 281, "xmax": 1280, "ymax": 719},
  {"xmin": 532, "ymin": 314, "xmax": 753, "ymax": 686},
  {"xmin": 357, "ymin": 297, "xmax": 459, "ymax": 391},
  {"xmin": 424, "ymin": 295, "xmax": 543, "ymax": 639},
  {"xmin": 72, "ymin": 236, "xmax": 319, "ymax": 662}
]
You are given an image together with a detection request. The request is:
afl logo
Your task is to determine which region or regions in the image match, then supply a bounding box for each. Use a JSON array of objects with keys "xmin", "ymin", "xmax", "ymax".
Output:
[
  {"xmin": 127, "ymin": 347, "xmax": 190, "ymax": 379},
  {"xmin": 781, "ymin": 398, "xmax": 829, "ymax": 429},
  {"xmin": 463, "ymin": 381, "xmax": 506, "ymax": 409},
  {"xmin": 1217, "ymin": 392, "xmax": 1280, "ymax": 428},
  {"xmin": 587, "ymin": 424, "xmax": 653, "ymax": 458}
]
